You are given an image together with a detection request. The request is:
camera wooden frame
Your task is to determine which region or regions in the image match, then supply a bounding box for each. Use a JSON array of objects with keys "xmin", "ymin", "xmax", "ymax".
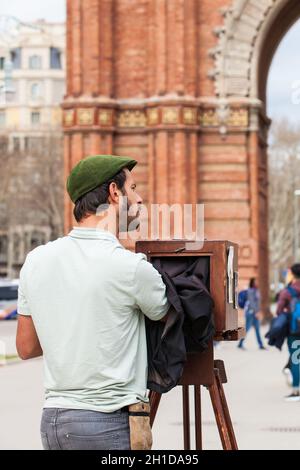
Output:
[{"xmin": 135, "ymin": 239, "xmax": 244, "ymax": 450}]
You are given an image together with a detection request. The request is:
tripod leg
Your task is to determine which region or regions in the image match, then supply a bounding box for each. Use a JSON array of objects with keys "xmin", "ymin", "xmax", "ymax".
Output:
[
  {"xmin": 149, "ymin": 390, "xmax": 162, "ymax": 427},
  {"xmin": 214, "ymin": 370, "xmax": 238, "ymax": 449},
  {"xmin": 208, "ymin": 370, "xmax": 237, "ymax": 450},
  {"xmin": 194, "ymin": 385, "xmax": 202, "ymax": 450},
  {"xmin": 182, "ymin": 385, "xmax": 191, "ymax": 450}
]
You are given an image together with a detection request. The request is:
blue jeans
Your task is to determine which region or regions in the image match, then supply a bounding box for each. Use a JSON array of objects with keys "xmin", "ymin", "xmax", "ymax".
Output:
[
  {"xmin": 239, "ymin": 310, "xmax": 263, "ymax": 348},
  {"xmin": 287, "ymin": 336, "xmax": 300, "ymax": 388},
  {"xmin": 40, "ymin": 408, "xmax": 131, "ymax": 450}
]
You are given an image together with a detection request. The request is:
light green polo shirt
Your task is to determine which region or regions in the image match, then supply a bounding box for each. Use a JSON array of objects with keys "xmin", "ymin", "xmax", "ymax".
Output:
[{"xmin": 17, "ymin": 227, "xmax": 170, "ymax": 413}]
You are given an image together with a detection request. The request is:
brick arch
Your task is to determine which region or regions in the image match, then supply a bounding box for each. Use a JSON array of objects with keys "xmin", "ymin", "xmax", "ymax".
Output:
[
  {"xmin": 210, "ymin": 0, "xmax": 300, "ymax": 102},
  {"xmin": 204, "ymin": 0, "xmax": 300, "ymax": 313}
]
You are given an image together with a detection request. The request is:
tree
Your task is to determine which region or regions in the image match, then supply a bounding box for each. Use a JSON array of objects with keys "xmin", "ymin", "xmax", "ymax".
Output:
[
  {"xmin": 268, "ymin": 119, "xmax": 300, "ymax": 287},
  {"xmin": 0, "ymin": 133, "xmax": 64, "ymax": 277}
]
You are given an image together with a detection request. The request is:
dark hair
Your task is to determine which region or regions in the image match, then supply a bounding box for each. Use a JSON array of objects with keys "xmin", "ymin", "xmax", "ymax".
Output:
[
  {"xmin": 249, "ymin": 278, "xmax": 256, "ymax": 288},
  {"xmin": 73, "ymin": 169, "xmax": 127, "ymax": 223},
  {"xmin": 291, "ymin": 264, "xmax": 300, "ymax": 279}
]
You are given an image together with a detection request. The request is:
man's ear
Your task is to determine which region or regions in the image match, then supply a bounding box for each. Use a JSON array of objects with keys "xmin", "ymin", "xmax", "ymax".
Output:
[{"xmin": 108, "ymin": 181, "xmax": 121, "ymax": 203}]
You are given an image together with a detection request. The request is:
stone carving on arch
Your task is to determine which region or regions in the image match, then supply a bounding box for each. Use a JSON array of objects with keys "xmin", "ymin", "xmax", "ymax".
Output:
[{"xmin": 208, "ymin": 0, "xmax": 293, "ymax": 101}]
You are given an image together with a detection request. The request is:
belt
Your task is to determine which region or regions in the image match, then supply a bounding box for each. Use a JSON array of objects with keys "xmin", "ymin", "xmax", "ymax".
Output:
[{"xmin": 120, "ymin": 405, "xmax": 129, "ymax": 412}]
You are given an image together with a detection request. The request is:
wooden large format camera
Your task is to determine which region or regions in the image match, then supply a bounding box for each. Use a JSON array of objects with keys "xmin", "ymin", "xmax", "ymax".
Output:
[
  {"xmin": 135, "ymin": 239, "xmax": 242, "ymax": 450},
  {"xmin": 135, "ymin": 239, "xmax": 241, "ymax": 341}
]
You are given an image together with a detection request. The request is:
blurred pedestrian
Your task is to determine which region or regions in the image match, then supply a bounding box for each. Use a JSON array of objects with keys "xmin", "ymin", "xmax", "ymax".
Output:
[
  {"xmin": 238, "ymin": 278, "xmax": 266, "ymax": 350},
  {"xmin": 277, "ymin": 263, "xmax": 300, "ymax": 401}
]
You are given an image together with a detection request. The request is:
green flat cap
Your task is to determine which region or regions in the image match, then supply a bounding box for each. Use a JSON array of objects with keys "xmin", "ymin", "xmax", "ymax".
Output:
[{"xmin": 66, "ymin": 154, "xmax": 137, "ymax": 203}]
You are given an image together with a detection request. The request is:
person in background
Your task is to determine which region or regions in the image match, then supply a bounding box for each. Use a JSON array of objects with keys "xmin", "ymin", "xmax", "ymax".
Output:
[
  {"xmin": 279, "ymin": 268, "xmax": 293, "ymax": 387},
  {"xmin": 277, "ymin": 263, "xmax": 300, "ymax": 401},
  {"xmin": 238, "ymin": 278, "xmax": 266, "ymax": 351},
  {"xmin": 0, "ymin": 307, "xmax": 17, "ymax": 320}
]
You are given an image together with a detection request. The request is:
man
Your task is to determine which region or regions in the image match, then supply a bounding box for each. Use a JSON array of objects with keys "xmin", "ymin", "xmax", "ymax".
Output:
[
  {"xmin": 16, "ymin": 154, "xmax": 170, "ymax": 450},
  {"xmin": 277, "ymin": 263, "xmax": 300, "ymax": 401}
]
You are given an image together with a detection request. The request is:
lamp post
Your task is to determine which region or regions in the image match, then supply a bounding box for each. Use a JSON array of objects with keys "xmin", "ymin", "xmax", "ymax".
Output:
[{"xmin": 294, "ymin": 189, "xmax": 300, "ymax": 261}]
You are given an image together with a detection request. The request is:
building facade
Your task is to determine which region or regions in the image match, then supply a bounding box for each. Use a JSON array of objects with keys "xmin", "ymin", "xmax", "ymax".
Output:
[
  {"xmin": 0, "ymin": 17, "xmax": 65, "ymax": 278},
  {"xmin": 0, "ymin": 17, "xmax": 65, "ymax": 149}
]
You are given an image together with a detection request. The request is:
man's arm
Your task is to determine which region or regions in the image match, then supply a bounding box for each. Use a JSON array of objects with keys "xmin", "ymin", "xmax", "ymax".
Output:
[
  {"xmin": 134, "ymin": 257, "xmax": 170, "ymax": 321},
  {"xmin": 16, "ymin": 314, "xmax": 43, "ymax": 360},
  {"xmin": 16, "ymin": 255, "xmax": 42, "ymax": 360},
  {"xmin": 276, "ymin": 289, "xmax": 290, "ymax": 316}
]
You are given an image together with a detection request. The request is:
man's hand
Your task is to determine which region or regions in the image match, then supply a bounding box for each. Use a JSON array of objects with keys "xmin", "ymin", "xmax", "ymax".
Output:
[{"xmin": 16, "ymin": 314, "xmax": 43, "ymax": 360}]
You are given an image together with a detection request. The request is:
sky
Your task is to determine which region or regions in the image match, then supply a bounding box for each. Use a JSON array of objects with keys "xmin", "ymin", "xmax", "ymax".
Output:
[
  {"xmin": 267, "ymin": 17, "xmax": 300, "ymax": 125},
  {"xmin": 0, "ymin": 0, "xmax": 299, "ymax": 124},
  {"xmin": 0, "ymin": 0, "xmax": 66, "ymax": 23}
]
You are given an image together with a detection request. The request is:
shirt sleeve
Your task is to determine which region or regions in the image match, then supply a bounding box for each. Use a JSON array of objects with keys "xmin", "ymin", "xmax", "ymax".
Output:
[
  {"xmin": 17, "ymin": 258, "xmax": 32, "ymax": 316},
  {"xmin": 133, "ymin": 257, "xmax": 170, "ymax": 321}
]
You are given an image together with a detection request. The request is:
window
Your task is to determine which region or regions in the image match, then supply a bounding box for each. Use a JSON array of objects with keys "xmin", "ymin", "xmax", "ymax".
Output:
[
  {"xmin": 24, "ymin": 137, "xmax": 29, "ymax": 150},
  {"xmin": 29, "ymin": 55, "xmax": 42, "ymax": 70},
  {"xmin": 0, "ymin": 136, "xmax": 8, "ymax": 151},
  {"xmin": 10, "ymin": 48, "xmax": 21, "ymax": 69},
  {"xmin": 50, "ymin": 47, "xmax": 62, "ymax": 69},
  {"xmin": 13, "ymin": 137, "xmax": 20, "ymax": 151},
  {"xmin": 0, "ymin": 111, "xmax": 5, "ymax": 127},
  {"xmin": 26, "ymin": 136, "xmax": 43, "ymax": 150},
  {"xmin": 31, "ymin": 111, "xmax": 40, "ymax": 125},
  {"xmin": 31, "ymin": 83, "xmax": 41, "ymax": 99},
  {"xmin": 0, "ymin": 236, "xmax": 7, "ymax": 263},
  {"xmin": 0, "ymin": 57, "xmax": 5, "ymax": 70}
]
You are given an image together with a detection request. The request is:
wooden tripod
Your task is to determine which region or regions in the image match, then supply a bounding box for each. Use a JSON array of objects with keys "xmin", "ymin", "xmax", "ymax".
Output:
[{"xmin": 149, "ymin": 342, "xmax": 238, "ymax": 450}]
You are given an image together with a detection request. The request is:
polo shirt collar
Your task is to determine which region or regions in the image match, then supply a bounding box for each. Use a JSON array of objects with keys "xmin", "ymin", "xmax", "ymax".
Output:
[{"xmin": 68, "ymin": 226, "xmax": 121, "ymax": 245}]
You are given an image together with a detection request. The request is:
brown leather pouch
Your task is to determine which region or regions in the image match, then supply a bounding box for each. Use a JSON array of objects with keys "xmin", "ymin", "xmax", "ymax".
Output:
[{"xmin": 128, "ymin": 402, "xmax": 152, "ymax": 450}]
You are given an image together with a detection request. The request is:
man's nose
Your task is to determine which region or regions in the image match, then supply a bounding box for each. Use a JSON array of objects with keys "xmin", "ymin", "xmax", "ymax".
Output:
[{"xmin": 136, "ymin": 193, "xmax": 143, "ymax": 205}]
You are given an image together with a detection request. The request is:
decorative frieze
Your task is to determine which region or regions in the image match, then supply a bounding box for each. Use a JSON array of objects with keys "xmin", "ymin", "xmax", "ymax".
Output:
[
  {"xmin": 63, "ymin": 104, "xmax": 249, "ymax": 130},
  {"xmin": 98, "ymin": 109, "xmax": 113, "ymax": 126},
  {"xmin": 77, "ymin": 108, "xmax": 94, "ymax": 126},
  {"xmin": 199, "ymin": 108, "xmax": 248, "ymax": 128},
  {"xmin": 63, "ymin": 109, "xmax": 75, "ymax": 127},
  {"xmin": 116, "ymin": 110, "xmax": 146, "ymax": 128},
  {"xmin": 228, "ymin": 109, "xmax": 249, "ymax": 127},
  {"xmin": 147, "ymin": 108, "xmax": 159, "ymax": 126},
  {"xmin": 161, "ymin": 107, "xmax": 180, "ymax": 125},
  {"xmin": 183, "ymin": 107, "xmax": 197, "ymax": 125},
  {"xmin": 199, "ymin": 109, "xmax": 219, "ymax": 127}
]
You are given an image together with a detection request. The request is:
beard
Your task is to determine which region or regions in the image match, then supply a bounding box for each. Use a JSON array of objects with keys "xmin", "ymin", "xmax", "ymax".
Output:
[{"xmin": 119, "ymin": 197, "xmax": 140, "ymax": 232}]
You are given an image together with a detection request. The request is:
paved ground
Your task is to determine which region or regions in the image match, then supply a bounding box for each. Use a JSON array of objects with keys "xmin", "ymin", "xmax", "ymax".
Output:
[{"xmin": 1, "ymin": 320, "xmax": 300, "ymax": 450}]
